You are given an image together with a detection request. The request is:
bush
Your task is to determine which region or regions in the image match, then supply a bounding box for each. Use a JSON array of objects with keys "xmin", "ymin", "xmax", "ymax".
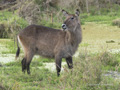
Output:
[
  {"xmin": 18, "ymin": 0, "xmax": 41, "ymax": 25},
  {"xmin": 57, "ymin": 53, "xmax": 102, "ymax": 90},
  {"xmin": 0, "ymin": 24, "xmax": 9, "ymax": 38},
  {"xmin": 0, "ymin": 11, "xmax": 28, "ymax": 38},
  {"xmin": 0, "ymin": 20, "xmax": 28, "ymax": 38},
  {"xmin": 112, "ymin": 19, "xmax": 120, "ymax": 27},
  {"xmin": 98, "ymin": 52, "xmax": 119, "ymax": 67}
]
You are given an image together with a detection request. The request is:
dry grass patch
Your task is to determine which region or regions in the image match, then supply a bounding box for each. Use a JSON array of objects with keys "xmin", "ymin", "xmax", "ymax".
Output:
[{"xmin": 79, "ymin": 22, "xmax": 120, "ymax": 53}]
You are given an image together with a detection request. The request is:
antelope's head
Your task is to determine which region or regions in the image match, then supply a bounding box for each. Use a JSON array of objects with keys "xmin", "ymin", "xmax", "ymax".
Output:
[{"xmin": 62, "ymin": 9, "xmax": 80, "ymax": 32}]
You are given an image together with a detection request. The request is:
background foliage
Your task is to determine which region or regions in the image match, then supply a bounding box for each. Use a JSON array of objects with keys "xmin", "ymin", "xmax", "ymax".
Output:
[{"xmin": 0, "ymin": 0, "xmax": 120, "ymax": 38}]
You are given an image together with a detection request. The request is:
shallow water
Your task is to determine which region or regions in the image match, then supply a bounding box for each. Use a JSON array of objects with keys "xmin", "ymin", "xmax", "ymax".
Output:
[
  {"xmin": 43, "ymin": 62, "xmax": 66, "ymax": 72},
  {"xmin": 0, "ymin": 54, "xmax": 15, "ymax": 63},
  {"xmin": 108, "ymin": 49, "xmax": 120, "ymax": 54},
  {"xmin": 0, "ymin": 53, "xmax": 67, "ymax": 72},
  {"xmin": 1, "ymin": 54, "xmax": 120, "ymax": 79},
  {"xmin": 103, "ymin": 71, "xmax": 120, "ymax": 79}
]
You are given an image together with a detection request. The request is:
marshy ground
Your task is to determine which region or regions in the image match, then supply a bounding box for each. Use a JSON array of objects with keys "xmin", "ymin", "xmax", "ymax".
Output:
[{"xmin": 0, "ymin": 22, "xmax": 120, "ymax": 90}]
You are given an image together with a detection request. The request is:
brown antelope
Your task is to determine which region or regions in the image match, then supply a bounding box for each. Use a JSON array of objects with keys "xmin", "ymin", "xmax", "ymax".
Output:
[{"xmin": 16, "ymin": 9, "xmax": 82, "ymax": 76}]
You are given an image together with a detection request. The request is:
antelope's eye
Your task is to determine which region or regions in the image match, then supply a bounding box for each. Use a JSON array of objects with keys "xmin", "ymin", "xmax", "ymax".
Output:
[{"xmin": 71, "ymin": 17, "xmax": 74, "ymax": 20}]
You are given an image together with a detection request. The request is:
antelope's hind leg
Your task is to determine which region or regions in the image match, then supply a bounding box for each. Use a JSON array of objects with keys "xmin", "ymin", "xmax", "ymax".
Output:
[
  {"xmin": 26, "ymin": 52, "xmax": 34, "ymax": 74},
  {"xmin": 55, "ymin": 56, "xmax": 62, "ymax": 77},
  {"xmin": 21, "ymin": 51, "xmax": 34, "ymax": 74},
  {"xmin": 21, "ymin": 57, "xmax": 26, "ymax": 73}
]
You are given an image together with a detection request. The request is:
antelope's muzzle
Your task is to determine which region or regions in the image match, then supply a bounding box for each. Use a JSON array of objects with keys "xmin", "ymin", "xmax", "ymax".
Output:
[{"xmin": 62, "ymin": 24, "xmax": 67, "ymax": 31}]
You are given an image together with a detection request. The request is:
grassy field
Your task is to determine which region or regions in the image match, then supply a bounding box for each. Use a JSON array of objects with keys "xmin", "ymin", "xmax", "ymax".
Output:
[
  {"xmin": 0, "ymin": 22, "xmax": 120, "ymax": 90},
  {"xmin": 81, "ymin": 22, "xmax": 120, "ymax": 53}
]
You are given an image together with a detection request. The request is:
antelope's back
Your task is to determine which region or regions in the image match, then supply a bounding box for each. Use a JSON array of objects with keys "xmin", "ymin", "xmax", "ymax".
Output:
[{"xmin": 18, "ymin": 25, "xmax": 66, "ymax": 57}]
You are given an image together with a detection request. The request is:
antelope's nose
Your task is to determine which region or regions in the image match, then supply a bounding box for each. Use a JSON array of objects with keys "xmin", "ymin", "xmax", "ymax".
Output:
[{"xmin": 62, "ymin": 24, "xmax": 67, "ymax": 30}]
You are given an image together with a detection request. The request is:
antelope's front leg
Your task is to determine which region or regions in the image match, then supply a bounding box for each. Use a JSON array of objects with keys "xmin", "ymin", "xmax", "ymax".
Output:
[{"xmin": 66, "ymin": 56, "xmax": 73, "ymax": 69}]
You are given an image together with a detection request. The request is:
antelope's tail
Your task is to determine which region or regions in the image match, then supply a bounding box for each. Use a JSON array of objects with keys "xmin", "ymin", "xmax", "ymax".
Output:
[{"xmin": 15, "ymin": 36, "xmax": 20, "ymax": 60}]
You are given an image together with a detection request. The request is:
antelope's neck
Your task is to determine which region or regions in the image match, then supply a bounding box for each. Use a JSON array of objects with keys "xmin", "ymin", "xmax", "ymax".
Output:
[{"xmin": 66, "ymin": 23, "xmax": 82, "ymax": 45}]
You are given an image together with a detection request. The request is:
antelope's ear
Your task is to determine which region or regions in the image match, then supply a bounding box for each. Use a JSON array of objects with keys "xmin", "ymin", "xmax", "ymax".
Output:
[
  {"xmin": 62, "ymin": 9, "xmax": 69, "ymax": 17},
  {"xmin": 75, "ymin": 9, "xmax": 80, "ymax": 16}
]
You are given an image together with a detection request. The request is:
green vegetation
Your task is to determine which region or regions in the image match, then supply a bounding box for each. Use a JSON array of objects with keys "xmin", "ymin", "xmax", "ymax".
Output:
[
  {"xmin": 0, "ymin": 11, "xmax": 28, "ymax": 38},
  {"xmin": 1, "ymin": 10, "xmax": 120, "ymax": 38},
  {"xmin": 81, "ymin": 14, "xmax": 120, "ymax": 24},
  {"xmin": 0, "ymin": 39, "xmax": 17, "ymax": 54},
  {"xmin": 1, "ymin": 0, "xmax": 120, "ymax": 38},
  {"xmin": 0, "ymin": 0, "xmax": 120, "ymax": 90},
  {"xmin": 0, "ymin": 51, "xmax": 120, "ymax": 90}
]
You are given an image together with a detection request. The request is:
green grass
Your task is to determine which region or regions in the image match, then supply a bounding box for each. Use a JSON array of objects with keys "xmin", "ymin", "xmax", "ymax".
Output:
[
  {"xmin": 80, "ymin": 13, "xmax": 120, "ymax": 25},
  {"xmin": 0, "ymin": 51, "xmax": 120, "ymax": 90},
  {"xmin": 0, "ymin": 39, "xmax": 17, "ymax": 54}
]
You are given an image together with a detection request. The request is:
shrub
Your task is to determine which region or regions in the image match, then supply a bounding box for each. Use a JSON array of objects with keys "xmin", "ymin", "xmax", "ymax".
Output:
[
  {"xmin": 61, "ymin": 52, "xmax": 120, "ymax": 89},
  {"xmin": 18, "ymin": 0, "xmax": 41, "ymax": 25},
  {"xmin": 98, "ymin": 52, "xmax": 119, "ymax": 67},
  {"xmin": 59, "ymin": 53, "xmax": 102, "ymax": 90},
  {"xmin": 0, "ymin": 24, "xmax": 9, "ymax": 38},
  {"xmin": 112, "ymin": 19, "xmax": 120, "ymax": 27},
  {"xmin": 0, "ymin": 11, "xmax": 28, "ymax": 38}
]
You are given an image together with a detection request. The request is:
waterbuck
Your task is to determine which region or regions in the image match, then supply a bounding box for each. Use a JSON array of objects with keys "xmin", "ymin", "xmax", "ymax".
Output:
[{"xmin": 16, "ymin": 9, "xmax": 82, "ymax": 76}]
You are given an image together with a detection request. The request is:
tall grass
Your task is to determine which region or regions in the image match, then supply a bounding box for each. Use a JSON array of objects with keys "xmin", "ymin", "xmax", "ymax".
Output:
[{"xmin": 0, "ymin": 51, "xmax": 120, "ymax": 90}]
